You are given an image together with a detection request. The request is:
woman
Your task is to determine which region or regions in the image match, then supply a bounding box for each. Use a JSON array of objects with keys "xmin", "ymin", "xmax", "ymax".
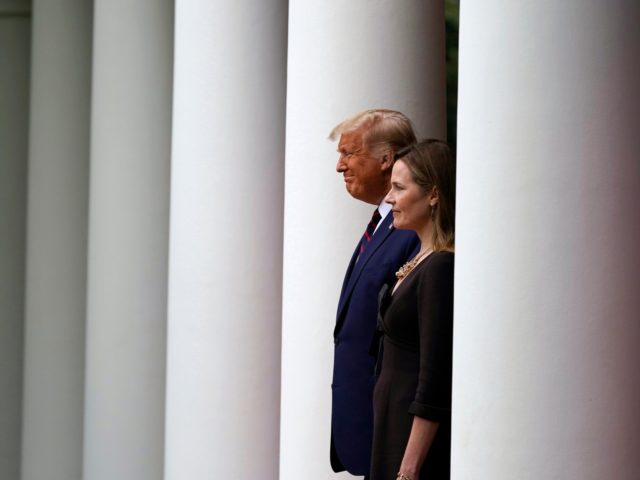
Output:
[{"xmin": 370, "ymin": 139, "xmax": 455, "ymax": 480}]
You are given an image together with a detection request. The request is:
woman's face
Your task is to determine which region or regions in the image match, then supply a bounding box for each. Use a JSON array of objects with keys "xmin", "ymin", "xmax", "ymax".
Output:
[{"xmin": 385, "ymin": 160, "xmax": 435, "ymax": 231}]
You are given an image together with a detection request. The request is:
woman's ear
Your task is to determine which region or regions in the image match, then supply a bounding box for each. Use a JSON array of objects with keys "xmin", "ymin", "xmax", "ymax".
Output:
[{"xmin": 429, "ymin": 186, "xmax": 439, "ymax": 206}]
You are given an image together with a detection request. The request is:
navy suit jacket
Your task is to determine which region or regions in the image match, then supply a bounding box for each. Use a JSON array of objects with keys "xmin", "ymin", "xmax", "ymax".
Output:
[{"xmin": 331, "ymin": 212, "xmax": 419, "ymax": 475}]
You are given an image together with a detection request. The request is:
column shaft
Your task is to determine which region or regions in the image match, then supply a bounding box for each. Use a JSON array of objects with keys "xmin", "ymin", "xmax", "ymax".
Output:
[
  {"xmin": 83, "ymin": 1, "xmax": 173, "ymax": 479},
  {"xmin": 281, "ymin": 2, "xmax": 446, "ymax": 479},
  {"xmin": 21, "ymin": 2, "xmax": 92, "ymax": 478},
  {"xmin": 164, "ymin": 1, "xmax": 287, "ymax": 478},
  {"xmin": 453, "ymin": 1, "xmax": 640, "ymax": 478},
  {"xmin": 0, "ymin": 3, "xmax": 30, "ymax": 478}
]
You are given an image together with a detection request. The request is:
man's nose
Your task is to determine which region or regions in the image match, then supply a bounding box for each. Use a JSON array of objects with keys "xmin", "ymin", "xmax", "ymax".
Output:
[{"xmin": 336, "ymin": 158, "xmax": 345, "ymax": 172}]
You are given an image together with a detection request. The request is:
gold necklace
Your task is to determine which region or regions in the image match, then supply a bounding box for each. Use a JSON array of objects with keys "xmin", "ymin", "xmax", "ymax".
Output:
[{"xmin": 395, "ymin": 249, "xmax": 433, "ymax": 280}]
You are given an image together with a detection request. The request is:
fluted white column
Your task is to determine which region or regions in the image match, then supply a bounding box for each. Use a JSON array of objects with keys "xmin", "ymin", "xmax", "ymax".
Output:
[
  {"xmin": 0, "ymin": 2, "xmax": 30, "ymax": 478},
  {"xmin": 453, "ymin": 2, "xmax": 640, "ymax": 479},
  {"xmin": 83, "ymin": 1, "xmax": 173, "ymax": 479},
  {"xmin": 281, "ymin": 2, "xmax": 446, "ymax": 479},
  {"xmin": 20, "ymin": 2, "xmax": 92, "ymax": 479},
  {"xmin": 164, "ymin": 1, "xmax": 287, "ymax": 479}
]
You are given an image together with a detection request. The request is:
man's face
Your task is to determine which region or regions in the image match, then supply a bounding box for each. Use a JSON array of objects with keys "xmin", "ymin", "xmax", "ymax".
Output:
[{"xmin": 336, "ymin": 129, "xmax": 388, "ymax": 205}]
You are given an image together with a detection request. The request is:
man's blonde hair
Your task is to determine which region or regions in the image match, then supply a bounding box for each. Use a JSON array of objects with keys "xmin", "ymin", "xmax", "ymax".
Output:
[{"xmin": 329, "ymin": 109, "xmax": 416, "ymax": 156}]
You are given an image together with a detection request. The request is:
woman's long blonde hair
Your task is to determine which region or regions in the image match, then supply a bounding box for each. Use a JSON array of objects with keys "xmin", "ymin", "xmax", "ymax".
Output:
[{"xmin": 395, "ymin": 139, "xmax": 456, "ymax": 252}]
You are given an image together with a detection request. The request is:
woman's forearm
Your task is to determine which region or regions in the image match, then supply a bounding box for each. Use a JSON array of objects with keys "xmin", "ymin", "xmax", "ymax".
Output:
[{"xmin": 398, "ymin": 416, "xmax": 439, "ymax": 479}]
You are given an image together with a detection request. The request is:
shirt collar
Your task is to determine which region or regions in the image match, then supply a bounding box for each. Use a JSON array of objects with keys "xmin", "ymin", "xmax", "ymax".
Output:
[{"xmin": 375, "ymin": 200, "xmax": 392, "ymax": 233}]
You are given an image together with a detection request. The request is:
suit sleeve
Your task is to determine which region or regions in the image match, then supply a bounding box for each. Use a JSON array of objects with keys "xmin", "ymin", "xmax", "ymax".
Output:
[{"xmin": 408, "ymin": 252, "xmax": 454, "ymax": 421}]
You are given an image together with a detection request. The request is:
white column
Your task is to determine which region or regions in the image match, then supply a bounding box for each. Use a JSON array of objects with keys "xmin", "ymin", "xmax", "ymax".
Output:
[
  {"xmin": 83, "ymin": 1, "xmax": 173, "ymax": 479},
  {"xmin": 163, "ymin": 1, "xmax": 287, "ymax": 478},
  {"xmin": 281, "ymin": 2, "xmax": 445, "ymax": 479},
  {"xmin": 0, "ymin": 2, "xmax": 30, "ymax": 478},
  {"xmin": 453, "ymin": 2, "xmax": 640, "ymax": 479},
  {"xmin": 21, "ymin": 2, "xmax": 91, "ymax": 479}
]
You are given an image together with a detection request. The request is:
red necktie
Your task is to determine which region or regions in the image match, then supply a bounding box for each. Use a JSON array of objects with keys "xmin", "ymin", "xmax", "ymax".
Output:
[{"xmin": 359, "ymin": 209, "xmax": 382, "ymax": 255}]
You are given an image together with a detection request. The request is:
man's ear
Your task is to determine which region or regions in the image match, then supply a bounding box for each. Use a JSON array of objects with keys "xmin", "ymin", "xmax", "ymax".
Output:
[
  {"xmin": 380, "ymin": 148, "xmax": 394, "ymax": 172},
  {"xmin": 429, "ymin": 186, "xmax": 439, "ymax": 206}
]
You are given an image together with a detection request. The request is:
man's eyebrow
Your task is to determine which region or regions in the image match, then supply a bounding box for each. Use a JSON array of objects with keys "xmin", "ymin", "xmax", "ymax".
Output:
[{"xmin": 341, "ymin": 143, "xmax": 363, "ymax": 153}]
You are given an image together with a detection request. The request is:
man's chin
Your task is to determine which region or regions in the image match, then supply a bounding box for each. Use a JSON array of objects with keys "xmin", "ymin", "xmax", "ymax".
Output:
[
  {"xmin": 346, "ymin": 185, "xmax": 360, "ymax": 199},
  {"xmin": 345, "ymin": 186, "xmax": 378, "ymax": 205}
]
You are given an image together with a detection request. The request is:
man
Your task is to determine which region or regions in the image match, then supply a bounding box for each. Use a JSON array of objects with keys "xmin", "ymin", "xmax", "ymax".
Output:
[{"xmin": 329, "ymin": 109, "xmax": 420, "ymax": 477}]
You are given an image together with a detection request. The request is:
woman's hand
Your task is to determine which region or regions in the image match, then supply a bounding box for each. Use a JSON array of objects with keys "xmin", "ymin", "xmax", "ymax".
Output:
[
  {"xmin": 396, "ymin": 472, "xmax": 416, "ymax": 480},
  {"xmin": 396, "ymin": 472, "xmax": 414, "ymax": 480},
  {"xmin": 398, "ymin": 416, "xmax": 439, "ymax": 480}
]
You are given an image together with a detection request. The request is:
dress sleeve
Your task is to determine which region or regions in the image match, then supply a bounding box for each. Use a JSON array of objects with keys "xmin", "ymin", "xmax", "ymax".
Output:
[{"xmin": 408, "ymin": 252, "xmax": 454, "ymax": 421}]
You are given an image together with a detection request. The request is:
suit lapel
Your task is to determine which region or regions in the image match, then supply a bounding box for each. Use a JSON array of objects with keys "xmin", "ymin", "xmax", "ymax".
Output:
[{"xmin": 336, "ymin": 213, "xmax": 395, "ymax": 324}]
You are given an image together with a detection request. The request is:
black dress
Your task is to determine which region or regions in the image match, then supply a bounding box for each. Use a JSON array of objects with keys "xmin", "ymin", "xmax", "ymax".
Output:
[{"xmin": 370, "ymin": 251, "xmax": 454, "ymax": 480}]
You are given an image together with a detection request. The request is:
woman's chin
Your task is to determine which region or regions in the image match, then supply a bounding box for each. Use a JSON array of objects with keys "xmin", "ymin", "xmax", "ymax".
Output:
[{"xmin": 393, "ymin": 219, "xmax": 407, "ymax": 230}]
